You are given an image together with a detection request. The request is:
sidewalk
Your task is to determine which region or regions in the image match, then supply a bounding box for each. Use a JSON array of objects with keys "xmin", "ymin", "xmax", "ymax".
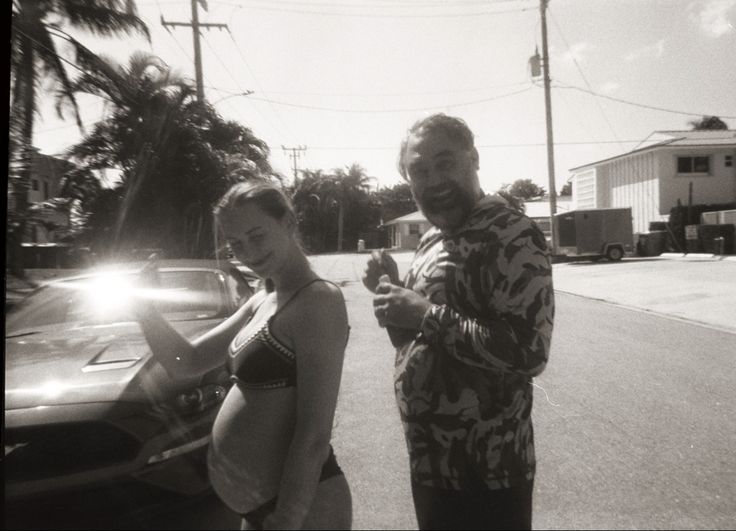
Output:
[{"xmin": 552, "ymin": 255, "xmax": 736, "ymax": 333}]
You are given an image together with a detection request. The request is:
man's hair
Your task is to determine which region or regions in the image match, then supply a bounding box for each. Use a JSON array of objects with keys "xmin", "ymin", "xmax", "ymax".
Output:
[{"xmin": 397, "ymin": 113, "xmax": 476, "ymax": 180}]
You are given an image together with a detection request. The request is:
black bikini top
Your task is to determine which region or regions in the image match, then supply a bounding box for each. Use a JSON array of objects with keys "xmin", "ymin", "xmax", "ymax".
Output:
[{"xmin": 227, "ymin": 279, "xmax": 345, "ymax": 390}]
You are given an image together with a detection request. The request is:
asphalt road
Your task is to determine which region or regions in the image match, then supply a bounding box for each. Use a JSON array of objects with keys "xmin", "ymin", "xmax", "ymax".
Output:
[{"xmin": 6, "ymin": 254, "xmax": 735, "ymax": 530}]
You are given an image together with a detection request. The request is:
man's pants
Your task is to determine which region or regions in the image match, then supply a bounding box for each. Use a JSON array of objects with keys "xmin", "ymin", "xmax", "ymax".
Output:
[{"xmin": 410, "ymin": 479, "xmax": 534, "ymax": 530}]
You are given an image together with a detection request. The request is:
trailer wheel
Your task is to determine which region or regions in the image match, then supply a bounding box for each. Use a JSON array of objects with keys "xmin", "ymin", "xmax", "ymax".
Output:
[{"xmin": 606, "ymin": 246, "xmax": 624, "ymax": 261}]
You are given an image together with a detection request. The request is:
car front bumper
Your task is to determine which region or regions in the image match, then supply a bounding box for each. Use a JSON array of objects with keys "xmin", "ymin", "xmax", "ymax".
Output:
[{"xmin": 5, "ymin": 400, "xmax": 219, "ymax": 500}]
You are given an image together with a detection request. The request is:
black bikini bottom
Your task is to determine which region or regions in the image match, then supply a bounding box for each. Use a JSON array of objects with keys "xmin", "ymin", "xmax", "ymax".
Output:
[{"xmin": 242, "ymin": 445, "xmax": 343, "ymax": 528}]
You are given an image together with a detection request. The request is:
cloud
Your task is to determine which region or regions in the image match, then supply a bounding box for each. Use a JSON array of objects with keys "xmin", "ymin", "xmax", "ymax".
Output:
[
  {"xmin": 599, "ymin": 81, "xmax": 620, "ymax": 95},
  {"xmin": 690, "ymin": 0, "xmax": 736, "ymax": 37},
  {"xmin": 623, "ymin": 39, "xmax": 667, "ymax": 62}
]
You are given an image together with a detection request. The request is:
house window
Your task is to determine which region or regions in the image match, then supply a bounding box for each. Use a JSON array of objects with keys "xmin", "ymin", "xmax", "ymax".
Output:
[
  {"xmin": 726, "ymin": 155, "xmax": 733, "ymax": 168},
  {"xmin": 43, "ymin": 181, "xmax": 49, "ymax": 200},
  {"xmin": 677, "ymin": 156, "xmax": 710, "ymax": 174},
  {"xmin": 408, "ymin": 223, "xmax": 420, "ymax": 235},
  {"xmin": 32, "ymin": 179, "xmax": 40, "ymax": 191}
]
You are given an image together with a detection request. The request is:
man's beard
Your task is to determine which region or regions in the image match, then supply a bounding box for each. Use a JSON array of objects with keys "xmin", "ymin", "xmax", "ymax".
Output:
[{"xmin": 418, "ymin": 183, "xmax": 476, "ymax": 230}]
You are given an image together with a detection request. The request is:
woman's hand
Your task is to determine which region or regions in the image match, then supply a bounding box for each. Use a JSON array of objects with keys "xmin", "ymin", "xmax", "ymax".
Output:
[{"xmin": 133, "ymin": 253, "xmax": 161, "ymax": 320}]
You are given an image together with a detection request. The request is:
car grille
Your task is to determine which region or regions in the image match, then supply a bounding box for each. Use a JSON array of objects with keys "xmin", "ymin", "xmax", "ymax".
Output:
[{"xmin": 5, "ymin": 422, "xmax": 141, "ymax": 482}]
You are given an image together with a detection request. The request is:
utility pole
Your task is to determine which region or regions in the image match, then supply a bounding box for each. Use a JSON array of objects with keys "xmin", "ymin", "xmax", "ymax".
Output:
[
  {"xmin": 161, "ymin": 0, "xmax": 227, "ymax": 103},
  {"xmin": 282, "ymin": 145, "xmax": 307, "ymax": 182},
  {"xmin": 540, "ymin": 0, "xmax": 558, "ymax": 253}
]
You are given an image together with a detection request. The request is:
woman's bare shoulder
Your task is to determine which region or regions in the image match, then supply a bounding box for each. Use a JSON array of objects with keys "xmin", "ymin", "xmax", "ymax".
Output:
[{"xmin": 285, "ymin": 280, "xmax": 346, "ymax": 328}]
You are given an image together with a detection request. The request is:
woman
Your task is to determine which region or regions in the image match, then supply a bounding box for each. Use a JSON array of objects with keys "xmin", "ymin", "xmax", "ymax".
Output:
[{"xmin": 134, "ymin": 179, "xmax": 352, "ymax": 530}]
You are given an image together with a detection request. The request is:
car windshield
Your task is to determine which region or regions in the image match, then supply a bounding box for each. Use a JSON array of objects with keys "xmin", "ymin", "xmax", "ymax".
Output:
[{"xmin": 6, "ymin": 269, "xmax": 227, "ymax": 334}]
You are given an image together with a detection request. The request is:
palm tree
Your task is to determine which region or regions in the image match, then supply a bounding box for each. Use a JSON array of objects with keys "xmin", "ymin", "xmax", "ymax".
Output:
[
  {"xmin": 9, "ymin": 0, "xmax": 148, "ymax": 273},
  {"xmin": 291, "ymin": 169, "xmax": 337, "ymax": 253},
  {"xmin": 332, "ymin": 164, "xmax": 372, "ymax": 251},
  {"xmin": 67, "ymin": 52, "xmax": 272, "ymax": 258}
]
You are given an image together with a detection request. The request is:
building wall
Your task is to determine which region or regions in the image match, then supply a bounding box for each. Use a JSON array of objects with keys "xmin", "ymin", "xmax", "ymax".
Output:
[
  {"xmin": 8, "ymin": 152, "xmax": 71, "ymax": 244},
  {"xmin": 572, "ymin": 146, "xmax": 736, "ymax": 234},
  {"xmin": 28, "ymin": 153, "xmax": 65, "ymax": 204},
  {"xmin": 388, "ymin": 220, "xmax": 432, "ymax": 249},
  {"xmin": 658, "ymin": 147, "xmax": 736, "ymax": 213},
  {"xmin": 607, "ymin": 150, "xmax": 662, "ymax": 233}
]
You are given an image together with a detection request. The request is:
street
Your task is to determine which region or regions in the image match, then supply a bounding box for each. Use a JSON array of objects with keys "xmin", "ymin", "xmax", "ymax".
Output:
[{"xmin": 5, "ymin": 254, "xmax": 736, "ymax": 530}]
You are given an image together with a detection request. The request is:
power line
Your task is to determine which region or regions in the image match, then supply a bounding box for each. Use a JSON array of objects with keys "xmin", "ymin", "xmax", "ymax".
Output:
[
  {"xmin": 225, "ymin": 31, "xmax": 298, "ymax": 142},
  {"xmin": 245, "ymin": 85, "xmax": 533, "ymax": 113},
  {"xmin": 164, "ymin": 28, "xmax": 252, "ymax": 125},
  {"xmin": 554, "ymin": 82, "xmax": 736, "ymax": 120},
  {"xmin": 161, "ymin": 0, "xmax": 229, "ymax": 102},
  {"xmin": 203, "ymin": 80, "xmax": 531, "ymax": 98},
  {"xmin": 282, "ymin": 145, "xmax": 307, "ymax": 181},
  {"xmin": 200, "ymin": 32, "xmax": 287, "ymax": 140},
  {"xmin": 304, "ymin": 139, "xmax": 659, "ymax": 151},
  {"xmin": 209, "ymin": 0, "xmax": 534, "ymax": 18},
  {"xmin": 549, "ymin": 8, "xmax": 625, "ymax": 151},
  {"xmin": 239, "ymin": 80, "xmax": 532, "ymax": 98}
]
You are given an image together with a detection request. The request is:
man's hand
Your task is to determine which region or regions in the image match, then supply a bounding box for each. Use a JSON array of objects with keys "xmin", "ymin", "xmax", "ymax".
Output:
[
  {"xmin": 362, "ymin": 249, "xmax": 400, "ymax": 293},
  {"xmin": 373, "ymin": 275, "xmax": 432, "ymax": 330}
]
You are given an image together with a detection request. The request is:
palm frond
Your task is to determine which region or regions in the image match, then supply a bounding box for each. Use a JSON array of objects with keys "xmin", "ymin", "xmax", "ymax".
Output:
[{"xmin": 58, "ymin": 0, "xmax": 150, "ymax": 40}]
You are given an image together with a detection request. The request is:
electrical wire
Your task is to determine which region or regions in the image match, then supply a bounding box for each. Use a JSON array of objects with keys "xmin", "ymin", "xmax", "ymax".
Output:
[
  {"xmin": 554, "ymin": 81, "xmax": 736, "ymax": 120},
  {"xmin": 245, "ymin": 85, "xmax": 534, "ymax": 113},
  {"xmin": 207, "ymin": 0, "xmax": 534, "ymax": 18},
  {"xmin": 201, "ymin": 32, "xmax": 291, "ymax": 142},
  {"xmin": 244, "ymin": 80, "xmax": 532, "ymax": 98},
  {"xmin": 549, "ymin": 8, "xmax": 625, "ymax": 151},
  {"xmin": 224, "ymin": 31, "xmax": 298, "ymax": 142},
  {"xmin": 305, "ymin": 139, "xmax": 653, "ymax": 151}
]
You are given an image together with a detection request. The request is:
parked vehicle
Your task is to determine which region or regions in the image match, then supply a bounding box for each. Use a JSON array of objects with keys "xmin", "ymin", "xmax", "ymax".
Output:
[
  {"xmin": 554, "ymin": 207, "xmax": 634, "ymax": 261},
  {"xmin": 5, "ymin": 259, "xmax": 258, "ymax": 500}
]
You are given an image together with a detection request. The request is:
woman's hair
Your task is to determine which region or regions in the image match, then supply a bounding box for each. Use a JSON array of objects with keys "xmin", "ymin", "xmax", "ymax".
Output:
[
  {"xmin": 213, "ymin": 179, "xmax": 297, "ymax": 293},
  {"xmin": 397, "ymin": 113, "xmax": 475, "ymax": 180},
  {"xmin": 213, "ymin": 179, "xmax": 296, "ymax": 223}
]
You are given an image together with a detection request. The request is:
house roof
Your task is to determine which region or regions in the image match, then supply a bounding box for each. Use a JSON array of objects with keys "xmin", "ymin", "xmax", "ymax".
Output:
[
  {"xmin": 383, "ymin": 210, "xmax": 428, "ymax": 226},
  {"xmin": 570, "ymin": 129, "xmax": 736, "ymax": 172},
  {"xmin": 384, "ymin": 198, "xmax": 574, "ymax": 224},
  {"xmin": 524, "ymin": 197, "xmax": 573, "ymax": 219}
]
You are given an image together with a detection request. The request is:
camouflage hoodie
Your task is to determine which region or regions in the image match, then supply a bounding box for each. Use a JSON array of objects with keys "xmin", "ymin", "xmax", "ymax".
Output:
[{"xmin": 393, "ymin": 193, "xmax": 554, "ymax": 490}]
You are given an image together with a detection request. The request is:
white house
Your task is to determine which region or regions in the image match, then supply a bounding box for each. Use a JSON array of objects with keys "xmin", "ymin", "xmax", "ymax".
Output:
[
  {"xmin": 569, "ymin": 130, "xmax": 736, "ymax": 233},
  {"xmin": 383, "ymin": 211, "xmax": 432, "ymax": 250}
]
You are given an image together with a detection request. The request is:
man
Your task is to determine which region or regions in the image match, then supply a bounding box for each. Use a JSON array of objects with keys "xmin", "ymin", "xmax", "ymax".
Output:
[{"xmin": 363, "ymin": 114, "xmax": 554, "ymax": 530}]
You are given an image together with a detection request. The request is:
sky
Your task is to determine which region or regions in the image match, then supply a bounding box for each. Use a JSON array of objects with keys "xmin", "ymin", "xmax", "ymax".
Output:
[{"xmin": 32, "ymin": 0, "xmax": 736, "ymax": 195}]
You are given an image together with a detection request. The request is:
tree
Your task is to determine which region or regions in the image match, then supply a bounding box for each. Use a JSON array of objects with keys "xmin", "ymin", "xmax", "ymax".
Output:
[
  {"xmin": 332, "ymin": 164, "xmax": 373, "ymax": 252},
  {"xmin": 559, "ymin": 181, "xmax": 572, "ymax": 197},
  {"xmin": 688, "ymin": 116, "xmax": 728, "ymax": 131},
  {"xmin": 374, "ymin": 182, "xmax": 416, "ymax": 223},
  {"xmin": 67, "ymin": 52, "xmax": 273, "ymax": 258},
  {"xmin": 502, "ymin": 179, "xmax": 546, "ymax": 200},
  {"xmin": 290, "ymin": 165, "xmax": 375, "ymax": 253},
  {"xmin": 291, "ymin": 169, "xmax": 337, "ymax": 253},
  {"xmin": 9, "ymin": 0, "xmax": 148, "ymax": 274}
]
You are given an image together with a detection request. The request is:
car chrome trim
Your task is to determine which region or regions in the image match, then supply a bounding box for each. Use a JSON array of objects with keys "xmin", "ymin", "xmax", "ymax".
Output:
[
  {"xmin": 146, "ymin": 434, "xmax": 212, "ymax": 464},
  {"xmin": 81, "ymin": 359, "xmax": 141, "ymax": 372}
]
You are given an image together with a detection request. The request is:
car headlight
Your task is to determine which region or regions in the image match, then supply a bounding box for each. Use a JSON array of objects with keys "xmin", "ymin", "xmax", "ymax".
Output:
[{"xmin": 172, "ymin": 384, "xmax": 227, "ymax": 415}]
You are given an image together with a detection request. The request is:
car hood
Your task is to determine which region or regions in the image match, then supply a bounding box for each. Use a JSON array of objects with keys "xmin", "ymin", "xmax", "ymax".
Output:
[{"xmin": 5, "ymin": 320, "xmax": 219, "ymax": 411}]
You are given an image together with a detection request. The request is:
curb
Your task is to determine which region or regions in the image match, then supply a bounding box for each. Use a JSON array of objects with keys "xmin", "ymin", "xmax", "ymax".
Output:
[
  {"xmin": 556, "ymin": 290, "xmax": 736, "ymax": 335},
  {"xmin": 660, "ymin": 252, "xmax": 736, "ymax": 261}
]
